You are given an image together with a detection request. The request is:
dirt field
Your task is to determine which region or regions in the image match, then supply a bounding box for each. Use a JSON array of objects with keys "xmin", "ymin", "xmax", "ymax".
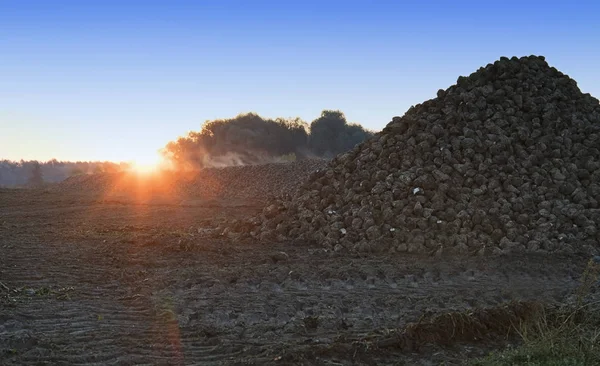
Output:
[{"xmin": 0, "ymin": 188, "xmax": 593, "ymax": 365}]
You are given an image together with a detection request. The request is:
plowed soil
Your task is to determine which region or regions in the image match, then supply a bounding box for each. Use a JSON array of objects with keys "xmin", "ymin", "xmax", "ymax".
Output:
[{"xmin": 0, "ymin": 189, "xmax": 592, "ymax": 365}]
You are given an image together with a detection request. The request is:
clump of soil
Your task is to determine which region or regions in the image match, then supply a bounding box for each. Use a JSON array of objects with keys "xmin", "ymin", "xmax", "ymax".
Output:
[{"xmin": 234, "ymin": 55, "xmax": 600, "ymax": 256}]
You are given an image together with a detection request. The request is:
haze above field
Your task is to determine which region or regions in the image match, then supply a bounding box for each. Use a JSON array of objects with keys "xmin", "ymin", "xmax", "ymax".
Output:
[{"xmin": 1, "ymin": 0, "xmax": 600, "ymax": 164}]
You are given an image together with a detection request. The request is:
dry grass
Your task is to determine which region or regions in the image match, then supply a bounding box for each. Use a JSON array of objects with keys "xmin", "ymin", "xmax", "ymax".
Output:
[{"xmin": 471, "ymin": 258, "xmax": 600, "ymax": 366}]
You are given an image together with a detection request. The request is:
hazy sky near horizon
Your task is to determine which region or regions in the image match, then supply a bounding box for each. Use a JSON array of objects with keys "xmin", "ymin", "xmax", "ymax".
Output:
[{"xmin": 1, "ymin": 0, "xmax": 599, "ymax": 163}]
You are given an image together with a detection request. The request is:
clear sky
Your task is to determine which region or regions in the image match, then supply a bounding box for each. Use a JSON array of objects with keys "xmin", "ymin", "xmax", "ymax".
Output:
[{"xmin": 1, "ymin": 0, "xmax": 599, "ymax": 164}]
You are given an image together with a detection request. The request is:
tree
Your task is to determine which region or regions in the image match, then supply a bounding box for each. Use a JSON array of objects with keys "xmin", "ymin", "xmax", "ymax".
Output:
[
  {"xmin": 28, "ymin": 161, "xmax": 44, "ymax": 186},
  {"xmin": 309, "ymin": 110, "xmax": 374, "ymax": 157},
  {"xmin": 161, "ymin": 113, "xmax": 310, "ymax": 168},
  {"xmin": 161, "ymin": 110, "xmax": 373, "ymax": 168}
]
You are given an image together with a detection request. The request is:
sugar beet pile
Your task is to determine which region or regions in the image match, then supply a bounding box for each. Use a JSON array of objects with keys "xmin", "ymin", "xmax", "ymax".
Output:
[{"xmin": 229, "ymin": 56, "xmax": 600, "ymax": 255}]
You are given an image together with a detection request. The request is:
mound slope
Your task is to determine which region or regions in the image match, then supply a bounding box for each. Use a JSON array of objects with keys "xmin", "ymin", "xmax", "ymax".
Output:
[{"xmin": 237, "ymin": 55, "xmax": 600, "ymax": 256}]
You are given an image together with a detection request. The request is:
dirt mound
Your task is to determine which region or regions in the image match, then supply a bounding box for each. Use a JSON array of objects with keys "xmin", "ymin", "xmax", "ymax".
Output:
[
  {"xmin": 234, "ymin": 55, "xmax": 600, "ymax": 255},
  {"xmin": 56, "ymin": 172, "xmax": 118, "ymax": 194},
  {"xmin": 179, "ymin": 159, "xmax": 328, "ymax": 200},
  {"xmin": 53, "ymin": 159, "xmax": 327, "ymax": 202}
]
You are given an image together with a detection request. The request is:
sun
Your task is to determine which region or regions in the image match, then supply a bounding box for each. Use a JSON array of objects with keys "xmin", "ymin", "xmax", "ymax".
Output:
[{"xmin": 130, "ymin": 153, "xmax": 163, "ymax": 174}]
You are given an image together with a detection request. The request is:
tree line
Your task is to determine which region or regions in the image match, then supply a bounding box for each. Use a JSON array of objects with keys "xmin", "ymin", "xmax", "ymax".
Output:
[
  {"xmin": 0, "ymin": 160, "xmax": 129, "ymax": 187},
  {"xmin": 161, "ymin": 110, "xmax": 374, "ymax": 169},
  {"xmin": 1, "ymin": 110, "xmax": 375, "ymax": 186}
]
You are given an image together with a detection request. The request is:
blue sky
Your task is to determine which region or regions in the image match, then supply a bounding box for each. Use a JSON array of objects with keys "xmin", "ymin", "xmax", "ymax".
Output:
[{"xmin": 1, "ymin": 0, "xmax": 599, "ymax": 163}]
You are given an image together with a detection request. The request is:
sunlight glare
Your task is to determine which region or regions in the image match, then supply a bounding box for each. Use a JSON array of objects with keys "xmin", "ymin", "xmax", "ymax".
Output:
[{"xmin": 130, "ymin": 153, "xmax": 163, "ymax": 174}]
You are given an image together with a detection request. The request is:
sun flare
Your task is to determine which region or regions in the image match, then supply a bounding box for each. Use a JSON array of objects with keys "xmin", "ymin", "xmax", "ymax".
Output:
[{"xmin": 130, "ymin": 153, "xmax": 163, "ymax": 174}]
